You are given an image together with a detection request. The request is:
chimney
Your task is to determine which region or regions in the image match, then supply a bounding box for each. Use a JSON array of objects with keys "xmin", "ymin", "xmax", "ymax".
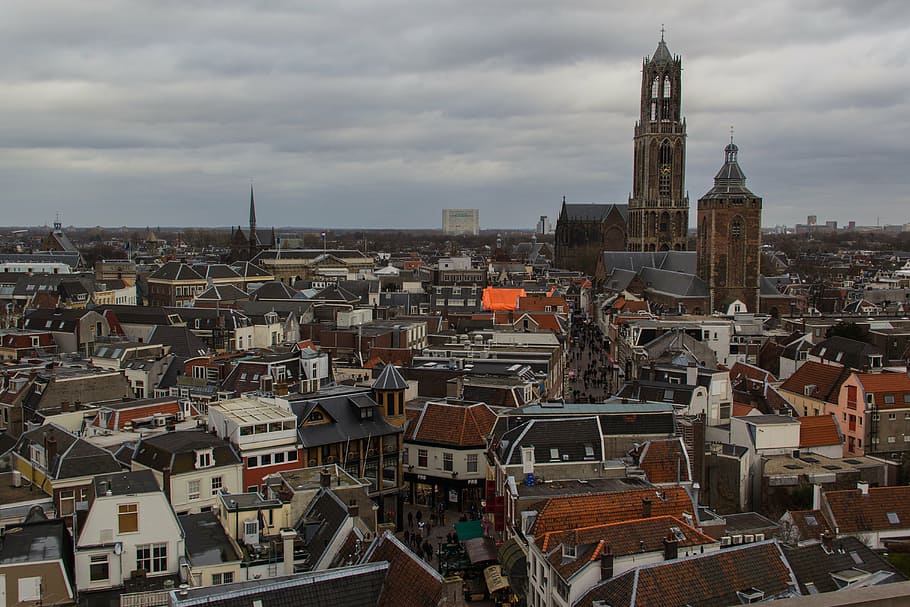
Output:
[
  {"xmin": 348, "ymin": 501, "xmax": 360, "ymax": 518},
  {"xmin": 686, "ymin": 362, "xmax": 697, "ymax": 386},
  {"xmin": 812, "ymin": 483, "xmax": 822, "ymax": 510},
  {"xmin": 320, "ymin": 467, "xmax": 332, "ymax": 488},
  {"xmin": 820, "ymin": 529, "xmax": 835, "ymax": 553},
  {"xmin": 642, "ymin": 498, "xmax": 652, "ymax": 518},
  {"xmin": 663, "ymin": 534, "xmax": 679, "ymax": 561},
  {"xmin": 162, "ymin": 467, "xmax": 172, "ymax": 500},
  {"xmin": 45, "ymin": 434, "xmax": 58, "ymax": 470},
  {"xmin": 442, "ymin": 576, "xmax": 465, "ymax": 607},
  {"xmin": 280, "ymin": 529, "xmax": 297, "ymax": 576},
  {"xmin": 857, "ymin": 481, "xmax": 869, "ymax": 496},
  {"xmin": 600, "ymin": 549, "xmax": 614, "ymax": 581}
]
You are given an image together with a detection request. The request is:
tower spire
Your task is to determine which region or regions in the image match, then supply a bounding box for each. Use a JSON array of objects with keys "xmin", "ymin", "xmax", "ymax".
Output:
[{"xmin": 248, "ymin": 185, "xmax": 258, "ymax": 258}]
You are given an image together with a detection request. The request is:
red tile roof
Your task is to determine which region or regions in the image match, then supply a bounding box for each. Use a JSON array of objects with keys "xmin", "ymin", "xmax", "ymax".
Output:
[
  {"xmin": 779, "ymin": 361, "xmax": 851, "ymax": 404},
  {"xmin": 405, "ymin": 402, "xmax": 496, "ymax": 448},
  {"xmin": 531, "ymin": 487, "xmax": 695, "ymax": 535},
  {"xmin": 856, "ymin": 372, "xmax": 910, "ymax": 410},
  {"xmin": 637, "ymin": 438, "xmax": 691, "ymax": 484},
  {"xmin": 824, "ymin": 485, "xmax": 910, "ymax": 533},
  {"xmin": 785, "ymin": 509, "xmax": 833, "ymax": 543},
  {"xmin": 365, "ymin": 531, "xmax": 443, "ymax": 607},
  {"xmin": 798, "ymin": 414, "xmax": 841, "ymax": 448},
  {"xmin": 732, "ymin": 402, "xmax": 756, "ymax": 417}
]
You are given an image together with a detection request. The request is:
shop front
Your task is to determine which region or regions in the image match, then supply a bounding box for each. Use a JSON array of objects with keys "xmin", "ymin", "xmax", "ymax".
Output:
[{"xmin": 404, "ymin": 472, "xmax": 485, "ymax": 513}]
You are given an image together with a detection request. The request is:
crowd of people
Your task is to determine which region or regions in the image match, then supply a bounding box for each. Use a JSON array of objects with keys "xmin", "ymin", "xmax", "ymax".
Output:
[{"xmin": 567, "ymin": 317, "xmax": 613, "ymax": 402}]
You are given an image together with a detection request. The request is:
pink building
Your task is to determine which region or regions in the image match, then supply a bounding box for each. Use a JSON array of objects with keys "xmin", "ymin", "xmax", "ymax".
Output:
[{"xmin": 831, "ymin": 372, "xmax": 910, "ymax": 458}]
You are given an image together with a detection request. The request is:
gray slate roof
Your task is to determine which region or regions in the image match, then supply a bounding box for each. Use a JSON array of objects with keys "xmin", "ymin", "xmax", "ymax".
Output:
[
  {"xmin": 149, "ymin": 262, "xmax": 204, "ymax": 282},
  {"xmin": 562, "ymin": 203, "xmax": 628, "ymax": 222},
  {"xmin": 600, "ymin": 251, "xmax": 696, "ymax": 275},
  {"xmin": 373, "ymin": 365, "xmax": 408, "ymax": 391},
  {"xmin": 640, "ymin": 266, "xmax": 707, "ymax": 297},
  {"xmin": 180, "ymin": 511, "xmax": 241, "ymax": 567}
]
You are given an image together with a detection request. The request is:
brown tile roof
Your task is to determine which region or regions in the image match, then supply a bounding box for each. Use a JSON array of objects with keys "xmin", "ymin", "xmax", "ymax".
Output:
[
  {"xmin": 405, "ymin": 402, "xmax": 496, "ymax": 448},
  {"xmin": 732, "ymin": 402, "xmax": 757, "ymax": 417},
  {"xmin": 531, "ymin": 487, "xmax": 695, "ymax": 535},
  {"xmin": 856, "ymin": 372, "xmax": 910, "ymax": 410},
  {"xmin": 538, "ymin": 516, "xmax": 715, "ymax": 580},
  {"xmin": 824, "ymin": 485, "xmax": 910, "ymax": 533},
  {"xmin": 637, "ymin": 438, "xmax": 690, "ymax": 484},
  {"xmin": 364, "ymin": 531, "xmax": 443, "ymax": 607},
  {"xmin": 576, "ymin": 542, "xmax": 797, "ymax": 607},
  {"xmin": 729, "ymin": 361, "xmax": 778, "ymax": 385},
  {"xmin": 779, "ymin": 361, "xmax": 851, "ymax": 404},
  {"xmin": 798, "ymin": 414, "xmax": 841, "ymax": 448}
]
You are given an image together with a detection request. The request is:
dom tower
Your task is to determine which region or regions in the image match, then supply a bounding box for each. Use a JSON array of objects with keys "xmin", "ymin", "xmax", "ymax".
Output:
[{"xmin": 627, "ymin": 33, "xmax": 688, "ymax": 252}]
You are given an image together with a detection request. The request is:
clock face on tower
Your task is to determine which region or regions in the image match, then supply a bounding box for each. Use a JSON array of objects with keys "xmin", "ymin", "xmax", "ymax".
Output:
[{"xmin": 660, "ymin": 164, "xmax": 671, "ymax": 175}]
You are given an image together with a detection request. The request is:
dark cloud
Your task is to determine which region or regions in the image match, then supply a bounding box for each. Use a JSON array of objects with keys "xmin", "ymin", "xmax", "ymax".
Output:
[{"xmin": 1, "ymin": 1, "xmax": 908, "ymax": 229}]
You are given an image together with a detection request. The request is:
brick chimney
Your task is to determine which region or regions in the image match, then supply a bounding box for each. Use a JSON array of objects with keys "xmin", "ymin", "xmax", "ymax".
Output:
[
  {"xmin": 663, "ymin": 534, "xmax": 679, "ymax": 561},
  {"xmin": 320, "ymin": 467, "xmax": 332, "ymax": 488},
  {"xmin": 642, "ymin": 498, "xmax": 652, "ymax": 518},
  {"xmin": 600, "ymin": 549, "xmax": 614, "ymax": 581},
  {"xmin": 45, "ymin": 434, "xmax": 58, "ymax": 470},
  {"xmin": 348, "ymin": 501, "xmax": 360, "ymax": 518}
]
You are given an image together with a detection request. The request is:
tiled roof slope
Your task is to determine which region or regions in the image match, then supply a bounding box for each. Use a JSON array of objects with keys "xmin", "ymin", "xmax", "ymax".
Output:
[
  {"xmin": 856, "ymin": 372, "xmax": 910, "ymax": 409},
  {"xmin": 538, "ymin": 516, "xmax": 715, "ymax": 580},
  {"xmin": 373, "ymin": 365, "xmax": 408, "ymax": 391},
  {"xmin": 406, "ymin": 402, "xmax": 496, "ymax": 448},
  {"xmin": 779, "ymin": 361, "xmax": 851, "ymax": 404},
  {"xmin": 575, "ymin": 541, "xmax": 797, "ymax": 607},
  {"xmin": 637, "ymin": 437, "xmax": 691, "ymax": 484},
  {"xmin": 785, "ymin": 509, "xmax": 834, "ymax": 543},
  {"xmin": 531, "ymin": 487, "xmax": 694, "ymax": 535},
  {"xmin": 363, "ymin": 531, "xmax": 443, "ymax": 607},
  {"xmin": 824, "ymin": 485, "xmax": 910, "ymax": 533},
  {"xmin": 798, "ymin": 414, "xmax": 841, "ymax": 448}
]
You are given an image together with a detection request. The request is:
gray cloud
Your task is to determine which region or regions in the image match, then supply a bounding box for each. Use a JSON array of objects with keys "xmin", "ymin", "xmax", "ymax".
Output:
[{"xmin": 1, "ymin": 0, "xmax": 908, "ymax": 229}]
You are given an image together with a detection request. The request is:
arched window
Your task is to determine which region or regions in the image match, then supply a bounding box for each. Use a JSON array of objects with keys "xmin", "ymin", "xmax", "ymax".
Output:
[
  {"xmin": 651, "ymin": 76, "xmax": 660, "ymax": 98},
  {"xmin": 659, "ymin": 141, "xmax": 672, "ymax": 200},
  {"xmin": 729, "ymin": 215, "xmax": 746, "ymax": 287},
  {"xmin": 663, "ymin": 75, "xmax": 671, "ymax": 98}
]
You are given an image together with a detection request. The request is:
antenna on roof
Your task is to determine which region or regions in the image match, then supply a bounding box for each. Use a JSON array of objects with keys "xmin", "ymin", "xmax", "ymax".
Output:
[{"xmin": 660, "ymin": 24, "xmax": 665, "ymax": 41}]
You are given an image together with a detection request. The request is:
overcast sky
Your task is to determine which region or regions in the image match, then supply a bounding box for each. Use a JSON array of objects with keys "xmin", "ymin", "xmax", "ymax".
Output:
[{"xmin": 2, "ymin": 1, "xmax": 908, "ymax": 230}]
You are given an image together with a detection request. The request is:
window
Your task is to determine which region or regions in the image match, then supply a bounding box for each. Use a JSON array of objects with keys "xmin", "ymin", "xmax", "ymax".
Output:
[
  {"xmin": 260, "ymin": 454, "xmax": 272, "ymax": 466},
  {"xmin": 885, "ymin": 395, "xmax": 896, "ymax": 405},
  {"xmin": 889, "ymin": 413, "xmax": 897, "ymax": 420},
  {"xmin": 466, "ymin": 454, "xmax": 478, "ymax": 473},
  {"xmin": 196, "ymin": 449, "xmax": 214, "ymax": 469},
  {"xmin": 211, "ymin": 572, "xmax": 234, "ymax": 585},
  {"xmin": 418, "ymin": 449, "xmax": 428, "ymax": 467},
  {"xmin": 888, "ymin": 436, "xmax": 897, "ymax": 443},
  {"xmin": 118, "ymin": 503, "xmax": 139, "ymax": 533},
  {"xmin": 211, "ymin": 476, "xmax": 223, "ymax": 496},
  {"xmin": 274, "ymin": 452, "xmax": 285, "ymax": 464},
  {"xmin": 286, "ymin": 450, "xmax": 297, "ymax": 462},
  {"xmin": 18, "ymin": 577, "xmax": 41, "ymax": 602},
  {"xmin": 402, "ymin": 448, "xmax": 409, "ymax": 466},
  {"xmin": 188, "ymin": 480, "xmax": 200, "ymax": 501},
  {"xmin": 443, "ymin": 452, "xmax": 454, "ymax": 472},
  {"xmin": 550, "ymin": 448, "xmax": 560, "ymax": 461},
  {"xmin": 90, "ymin": 554, "xmax": 110, "ymax": 582},
  {"xmin": 247, "ymin": 456, "xmax": 258, "ymax": 468},
  {"xmin": 59, "ymin": 489, "xmax": 76, "ymax": 516},
  {"xmin": 244, "ymin": 520, "xmax": 259, "ymax": 537}
]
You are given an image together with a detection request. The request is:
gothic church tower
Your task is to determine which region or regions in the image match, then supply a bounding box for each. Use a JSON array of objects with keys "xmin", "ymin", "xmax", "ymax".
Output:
[
  {"xmin": 696, "ymin": 138, "xmax": 762, "ymax": 312},
  {"xmin": 627, "ymin": 33, "xmax": 689, "ymax": 252}
]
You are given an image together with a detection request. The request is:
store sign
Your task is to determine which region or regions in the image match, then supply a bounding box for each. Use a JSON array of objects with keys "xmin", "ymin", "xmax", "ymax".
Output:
[
  {"xmin": 417, "ymin": 474, "xmax": 427, "ymax": 481},
  {"xmin": 448, "ymin": 489, "xmax": 459, "ymax": 503},
  {"xmin": 467, "ymin": 479, "xmax": 478, "ymax": 485}
]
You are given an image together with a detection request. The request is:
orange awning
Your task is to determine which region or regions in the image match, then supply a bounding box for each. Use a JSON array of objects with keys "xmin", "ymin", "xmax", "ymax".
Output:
[{"xmin": 481, "ymin": 287, "xmax": 526, "ymax": 311}]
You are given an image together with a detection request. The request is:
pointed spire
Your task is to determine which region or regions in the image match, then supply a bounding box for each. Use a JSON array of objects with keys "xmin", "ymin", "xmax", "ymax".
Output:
[
  {"xmin": 652, "ymin": 28, "xmax": 673, "ymax": 63},
  {"xmin": 249, "ymin": 185, "xmax": 257, "ymax": 228},
  {"xmin": 373, "ymin": 364, "xmax": 408, "ymax": 391}
]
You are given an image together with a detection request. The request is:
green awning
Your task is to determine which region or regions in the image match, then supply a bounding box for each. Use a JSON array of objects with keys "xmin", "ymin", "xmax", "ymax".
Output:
[{"xmin": 454, "ymin": 519, "xmax": 484, "ymax": 541}]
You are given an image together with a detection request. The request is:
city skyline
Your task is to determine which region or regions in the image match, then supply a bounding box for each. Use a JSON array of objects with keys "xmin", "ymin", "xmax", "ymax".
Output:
[{"xmin": 1, "ymin": 1, "xmax": 908, "ymax": 229}]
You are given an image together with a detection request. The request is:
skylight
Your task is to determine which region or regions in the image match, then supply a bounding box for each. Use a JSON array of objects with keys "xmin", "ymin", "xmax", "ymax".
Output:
[{"xmin": 887, "ymin": 512, "xmax": 900, "ymax": 525}]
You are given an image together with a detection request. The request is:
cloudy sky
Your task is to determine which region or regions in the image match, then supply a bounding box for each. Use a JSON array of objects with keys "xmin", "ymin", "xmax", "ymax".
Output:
[{"xmin": 2, "ymin": 1, "xmax": 908, "ymax": 230}]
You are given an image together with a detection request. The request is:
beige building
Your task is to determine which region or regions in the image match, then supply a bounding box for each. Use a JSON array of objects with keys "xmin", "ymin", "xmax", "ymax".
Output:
[{"xmin": 442, "ymin": 209, "xmax": 480, "ymax": 236}]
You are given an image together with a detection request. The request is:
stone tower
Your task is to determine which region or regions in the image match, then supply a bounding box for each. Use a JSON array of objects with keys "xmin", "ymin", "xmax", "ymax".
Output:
[
  {"xmin": 627, "ymin": 33, "xmax": 689, "ymax": 252},
  {"xmin": 696, "ymin": 138, "xmax": 763, "ymax": 312}
]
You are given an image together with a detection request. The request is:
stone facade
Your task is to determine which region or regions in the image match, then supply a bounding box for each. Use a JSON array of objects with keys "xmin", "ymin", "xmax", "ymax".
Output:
[
  {"xmin": 627, "ymin": 36, "xmax": 689, "ymax": 252},
  {"xmin": 696, "ymin": 141, "xmax": 762, "ymax": 312},
  {"xmin": 554, "ymin": 201, "xmax": 627, "ymax": 274}
]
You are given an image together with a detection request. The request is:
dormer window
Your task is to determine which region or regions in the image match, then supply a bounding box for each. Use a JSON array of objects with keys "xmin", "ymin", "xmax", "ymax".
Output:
[
  {"xmin": 361, "ymin": 407, "xmax": 373, "ymax": 421},
  {"xmin": 562, "ymin": 544, "xmax": 577, "ymax": 559},
  {"xmin": 195, "ymin": 448, "xmax": 214, "ymax": 469}
]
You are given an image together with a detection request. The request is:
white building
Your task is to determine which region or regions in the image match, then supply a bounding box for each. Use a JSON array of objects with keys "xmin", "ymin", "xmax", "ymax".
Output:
[{"xmin": 442, "ymin": 209, "xmax": 480, "ymax": 236}]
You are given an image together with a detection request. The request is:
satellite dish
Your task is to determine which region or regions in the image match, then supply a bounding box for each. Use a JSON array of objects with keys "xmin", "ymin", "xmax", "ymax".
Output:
[{"xmin": 114, "ymin": 542, "xmax": 123, "ymax": 555}]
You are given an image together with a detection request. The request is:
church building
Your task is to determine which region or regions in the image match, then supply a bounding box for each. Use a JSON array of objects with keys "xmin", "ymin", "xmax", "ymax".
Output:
[{"xmin": 229, "ymin": 186, "xmax": 275, "ymax": 262}]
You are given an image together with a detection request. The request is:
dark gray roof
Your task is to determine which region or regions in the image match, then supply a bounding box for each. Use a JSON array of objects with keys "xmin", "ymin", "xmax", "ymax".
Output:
[
  {"xmin": 147, "ymin": 325, "xmax": 209, "ymax": 357},
  {"xmin": 251, "ymin": 281, "xmax": 299, "ymax": 301},
  {"xmin": 290, "ymin": 392, "xmax": 402, "ymax": 449},
  {"xmin": 180, "ymin": 512, "xmax": 241, "ymax": 567},
  {"xmin": 94, "ymin": 470, "xmax": 160, "ymax": 496},
  {"xmin": 169, "ymin": 562, "xmax": 389, "ymax": 607},
  {"xmin": 133, "ymin": 430, "xmax": 241, "ymax": 474},
  {"xmin": 196, "ymin": 284, "xmax": 249, "ymax": 301},
  {"xmin": 192, "ymin": 264, "xmax": 241, "ymax": 280},
  {"xmin": 562, "ymin": 203, "xmax": 628, "ymax": 222},
  {"xmin": 297, "ymin": 489, "xmax": 349, "ymax": 567},
  {"xmin": 373, "ymin": 365, "xmax": 408, "ymax": 391},
  {"xmin": 600, "ymin": 251, "xmax": 696, "ymax": 275},
  {"xmin": 700, "ymin": 142, "xmax": 758, "ymax": 199},
  {"xmin": 231, "ymin": 261, "xmax": 272, "ymax": 278},
  {"xmin": 0, "ymin": 518, "xmax": 68, "ymax": 564},
  {"xmin": 784, "ymin": 536, "xmax": 906, "ymax": 594},
  {"xmin": 640, "ymin": 266, "xmax": 707, "ymax": 297},
  {"xmin": 497, "ymin": 417, "xmax": 603, "ymax": 465},
  {"xmin": 14, "ymin": 424, "xmax": 121, "ymax": 480},
  {"xmin": 149, "ymin": 262, "xmax": 204, "ymax": 281},
  {"xmin": 810, "ymin": 336, "xmax": 884, "ymax": 369}
]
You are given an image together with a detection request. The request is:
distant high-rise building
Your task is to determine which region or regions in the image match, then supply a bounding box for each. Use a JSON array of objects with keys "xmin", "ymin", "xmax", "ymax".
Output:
[
  {"xmin": 696, "ymin": 139, "xmax": 762, "ymax": 313},
  {"xmin": 442, "ymin": 209, "xmax": 480, "ymax": 236},
  {"xmin": 537, "ymin": 215, "xmax": 552, "ymax": 235},
  {"xmin": 627, "ymin": 33, "xmax": 689, "ymax": 252}
]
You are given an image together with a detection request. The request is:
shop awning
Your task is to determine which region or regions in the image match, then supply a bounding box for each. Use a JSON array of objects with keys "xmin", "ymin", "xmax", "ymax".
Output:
[
  {"xmin": 481, "ymin": 287, "xmax": 526, "ymax": 311},
  {"xmin": 464, "ymin": 537, "xmax": 498, "ymax": 565},
  {"xmin": 484, "ymin": 565, "xmax": 510, "ymax": 594},
  {"xmin": 497, "ymin": 537, "xmax": 527, "ymax": 578},
  {"xmin": 454, "ymin": 519, "xmax": 484, "ymax": 541}
]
